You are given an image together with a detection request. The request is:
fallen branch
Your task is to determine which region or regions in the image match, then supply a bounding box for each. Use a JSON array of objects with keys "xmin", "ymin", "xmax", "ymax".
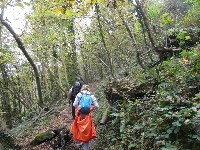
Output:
[{"xmin": 32, "ymin": 99, "xmax": 63, "ymax": 124}]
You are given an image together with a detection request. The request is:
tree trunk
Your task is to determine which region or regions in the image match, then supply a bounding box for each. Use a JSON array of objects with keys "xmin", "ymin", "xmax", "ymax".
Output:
[
  {"xmin": 0, "ymin": 65, "xmax": 12, "ymax": 128},
  {"xmin": 135, "ymin": 0, "xmax": 156, "ymax": 49},
  {"xmin": 0, "ymin": 17, "xmax": 44, "ymax": 108},
  {"xmin": 67, "ymin": 19, "xmax": 80, "ymax": 79},
  {"xmin": 0, "ymin": 8, "xmax": 12, "ymax": 128},
  {"xmin": 117, "ymin": 9, "xmax": 146, "ymax": 69},
  {"xmin": 95, "ymin": 3, "xmax": 114, "ymax": 78}
]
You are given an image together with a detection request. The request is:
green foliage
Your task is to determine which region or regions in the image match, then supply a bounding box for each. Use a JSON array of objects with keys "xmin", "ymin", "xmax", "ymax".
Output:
[
  {"xmin": 183, "ymin": 6, "xmax": 200, "ymax": 26},
  {"xmin": 159, "ymin": 49, "xmax": 200, "ymax": 100},
  {"xmin": 30, "ymin": 130, "xmax": 55, "ymax": 146},
  {"xmin": 0, "ymin": 46, "xmax": 15, "ymax": 64},
  {"xmin": 1, "ymin": 0, "xmax": 200, "ymax": 148},
  {"xmin": 153, "ymin": 49, "xmax": 200, "ymax": 149},
  {"xmin": 95, "ymin": 49, "xmax": 200, "ymax": 149},
  {"xmin": 160, "ymin": 13, "xmax": 174, "ymax": 27},
  {"xmin": 186, "ymin": 0, "xmax": 200, "ymax": 5},
  {"xmin": 147, "ymin": 2, "xmax": 161, "ymax": 19},
  {"xmin": 0, "ymin": 0, "xmax": 30, "ymax": 9},
  {"xmin": 177, "ymin": 30, "xmax": 190, "ymax": 45}
]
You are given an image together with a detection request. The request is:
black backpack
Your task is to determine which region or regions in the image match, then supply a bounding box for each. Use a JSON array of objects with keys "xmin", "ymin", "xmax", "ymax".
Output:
[{"xmin": 71, "ymin": 82, "xmax": 81, "ymax": 98}]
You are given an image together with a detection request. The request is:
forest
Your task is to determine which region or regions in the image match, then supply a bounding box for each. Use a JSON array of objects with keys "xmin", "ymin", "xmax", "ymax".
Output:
[{"xmin": 0, "ymin": 0, "xmax": 200, "ymax": 149}]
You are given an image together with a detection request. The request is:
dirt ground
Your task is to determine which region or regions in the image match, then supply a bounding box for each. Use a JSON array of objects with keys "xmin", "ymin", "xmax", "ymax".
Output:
[{"xmin": 16, "ymin": 82, "xmax": 100, "ymax": 150}]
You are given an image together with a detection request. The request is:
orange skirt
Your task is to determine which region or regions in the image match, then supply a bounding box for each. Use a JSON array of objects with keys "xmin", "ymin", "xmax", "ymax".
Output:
[{"xmin": 71, "ymin": 112, "xmax": 97, "ymax": 142}]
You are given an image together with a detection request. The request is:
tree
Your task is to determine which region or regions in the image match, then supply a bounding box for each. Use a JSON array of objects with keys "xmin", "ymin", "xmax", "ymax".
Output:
[{"xmin": 0, "ymin": 17, "xmax": 44, "ymax": 107}]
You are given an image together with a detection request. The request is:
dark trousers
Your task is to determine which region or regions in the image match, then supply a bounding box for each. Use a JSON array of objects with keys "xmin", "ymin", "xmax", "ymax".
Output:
[{"xmin": 71, "ymin": 98, "xmax": 75, "ymax": 119}]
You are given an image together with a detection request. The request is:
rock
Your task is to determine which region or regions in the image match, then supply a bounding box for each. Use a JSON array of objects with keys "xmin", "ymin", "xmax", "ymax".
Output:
[
  {"xmin": 29, "ymin": 126, "xmax": 71, "ymax": 148},
  {"xmin": 104, "ymin": 79, "xmax": 157, "ymax": 106},
  {"xmin": 30, "ymin": 130, "xmax": 56, "ymax": 146}
]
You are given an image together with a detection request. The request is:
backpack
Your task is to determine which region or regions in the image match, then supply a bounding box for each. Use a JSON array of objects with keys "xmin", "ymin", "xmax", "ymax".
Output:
[
  {"xmin": 71, "ymin": 82, "xmax": 81, "ymax": 98},
  {"xmin": 79, "ymin": 92, "xmax": 92, "ymax": 114}
]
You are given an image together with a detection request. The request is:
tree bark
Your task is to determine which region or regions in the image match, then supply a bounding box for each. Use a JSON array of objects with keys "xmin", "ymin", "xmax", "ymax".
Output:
[
  {"xmin": 95, "ymin": 2, "xmax": 114, "ymax": 78},
  {"xmin": 0, "ymin": 17, "xmax": 44, "ymax": 108},
  {"xmin": 0, "ymin": 7, "xmax": 4, "ymax": 48},
  {"xmin": 135, "ymin": 0, "xmax": 156, "ymax": 49},
  {"xmin": 0, "ymin": 65, "xmax": 12, "ymax": 128},
  {"xmin": 67, "ymin": 19, "xmax": 80, "ymax": 80},
  {"xmin": 117, "ymin": 10, "xmax": 146, "ymax": 69}
]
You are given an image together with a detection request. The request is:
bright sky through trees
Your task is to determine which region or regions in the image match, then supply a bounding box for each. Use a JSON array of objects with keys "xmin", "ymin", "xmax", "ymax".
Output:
[{"xmin": 4, "ymin": 1, "xmax": 31, "ymax": 34}]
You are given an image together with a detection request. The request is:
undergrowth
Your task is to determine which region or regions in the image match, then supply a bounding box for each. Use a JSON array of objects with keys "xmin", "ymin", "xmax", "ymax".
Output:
[
  {"xmin": 11, "ymin": 99, "xmax": 67, "ymax": 139},
  {"xmin": 93, "ymin": 49, "xmax": 200, "ymax": 150}
]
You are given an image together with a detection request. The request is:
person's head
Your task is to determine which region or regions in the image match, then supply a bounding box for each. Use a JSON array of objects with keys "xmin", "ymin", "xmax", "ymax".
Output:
[
  {"xmin": 81, "ymin": 84, "xmax": 90, "ymax": 91},
  {"xmin": 76, "ymin": 76, "xmax": 81, "ymax": 81},
  {"xmin": 74, "ymin": 81, "xmax": 80, "ymax": 87}
]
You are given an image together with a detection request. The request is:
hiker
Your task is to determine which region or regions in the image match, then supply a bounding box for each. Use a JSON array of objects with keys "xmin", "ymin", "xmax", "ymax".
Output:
[
  {"xmin": 68, "ymin": 77, "xmax": 83, "ymax": 119},
  {"xmin": 71, "ymin": 84, "xmax": 99, "ymax": 150}
]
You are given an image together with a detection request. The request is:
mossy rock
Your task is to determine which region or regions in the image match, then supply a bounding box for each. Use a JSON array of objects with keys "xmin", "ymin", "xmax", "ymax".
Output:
[
  {"xmin": 30, "ymin": 130, "xmax": 56, "ymax": 146},
  {"xmin": 29, "ymin": 127, "xmax": 71, "ymax": 148}
]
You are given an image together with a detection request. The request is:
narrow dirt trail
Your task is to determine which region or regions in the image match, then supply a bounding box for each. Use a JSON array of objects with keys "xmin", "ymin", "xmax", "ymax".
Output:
[
  {"xmin": 16, "ymin": 103, "xmax": 76, "ymax": 149},
  {"xmin": 16, "ymin": 82, "xmax": 100, "ymax": 149}
]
